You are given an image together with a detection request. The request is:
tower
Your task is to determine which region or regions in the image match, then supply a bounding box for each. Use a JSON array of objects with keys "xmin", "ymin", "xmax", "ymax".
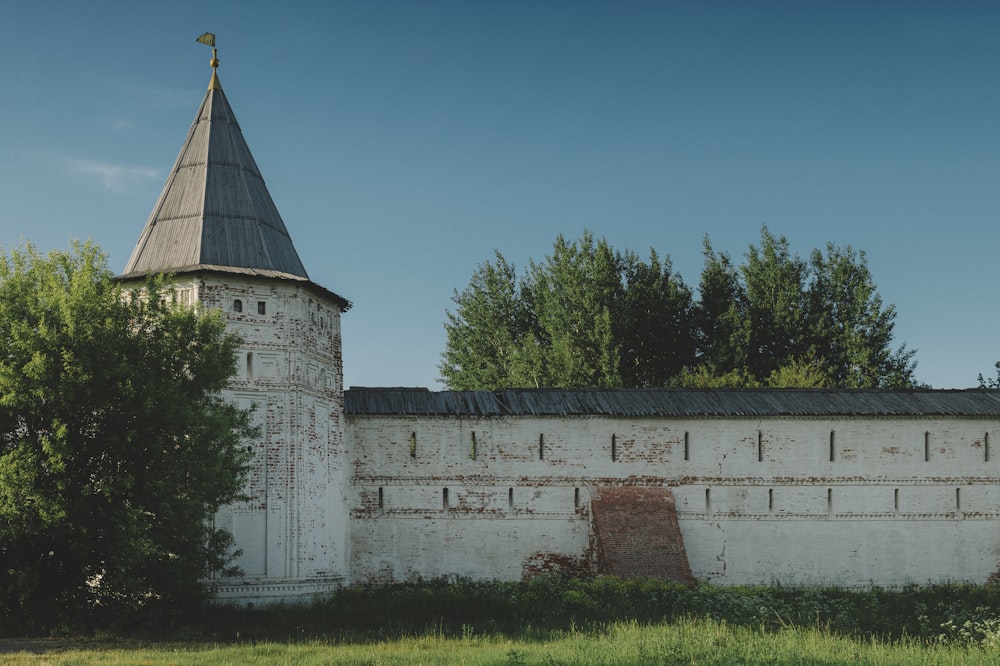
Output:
[{"xmin": 118, "ymin": 48, "xmax": 350, "ymax": 603}]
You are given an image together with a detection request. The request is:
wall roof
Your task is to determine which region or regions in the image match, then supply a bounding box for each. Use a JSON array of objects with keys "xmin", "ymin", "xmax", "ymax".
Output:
[{"xmin": 344, "ymin": 387, "xmax": 1000, "ymax": 417}]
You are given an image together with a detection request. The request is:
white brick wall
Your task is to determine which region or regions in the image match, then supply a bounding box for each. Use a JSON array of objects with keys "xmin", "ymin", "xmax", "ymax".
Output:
[
  {"xmin": 348, "ymin": 413, "xmax": 1000, "ymax": 587},
  {"xmin": 175, "ymin": 273, "xmax": 1000, "ymax": 594},
  {"xmin": 193, "ymin": 275, "xmax": 348, "ymax": 603}
]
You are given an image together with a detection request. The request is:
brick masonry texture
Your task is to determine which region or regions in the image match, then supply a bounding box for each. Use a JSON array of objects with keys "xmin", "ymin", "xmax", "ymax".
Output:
[
  {"xmin": 347, "ymin": 413, "xmax": 1000, "ymax": 589},
  {"xmin": 591, "ymin": 487, "xmax": 694, "ymax": 584},
  {"xmin": 172, "ymin": 277, "xmax": 1000, "ymax": 602}
]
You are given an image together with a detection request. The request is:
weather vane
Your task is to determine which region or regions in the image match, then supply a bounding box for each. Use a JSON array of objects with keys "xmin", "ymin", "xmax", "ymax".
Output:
[{"xmin": 196, "ymin": 33, "xmax": 220, "ymax": 89}]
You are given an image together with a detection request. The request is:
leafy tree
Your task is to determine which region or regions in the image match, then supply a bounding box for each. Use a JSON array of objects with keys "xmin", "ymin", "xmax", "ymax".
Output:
[
  {"xmin": 693, "ymin": 239, "xmax": 748, "ymax": 376},
  {"xmin": 440, "ymin": 252, "xmax": 530, "ymax": 390},
  {"xmin": 440, "ymin": 231, "xmax": 695, "ymax": 389},
  {"xmin": 0, "ymin": 242, "xmax": 254, "ymax": 630},
  {"xmin": 522, "ymin": 232, "xmax": 624, "ymax": 388},
  {"xmin": 978, "ymin": 363, "xmax": 1000, "ymax": 388},
  {"xmin": 442, "ymin": 228, "xmax": 915, "ymax": 391},
  {"xmin": 741, "ymin": 229, "xmax": 809, "ymax": 378},
  {"xmin": 677, "ymin": 366, "xmax": 761, "ymax": 388},
  {"xmin": 806, "ymin": 243, "xmax": 915, "ymax": 388},
  {"xmin": 691, "ymin": 228, "xmax": 915, "ymax": 388},
  {"xmin": 618, "ymin": 249, "xmax": 696, "ymax": 387}
]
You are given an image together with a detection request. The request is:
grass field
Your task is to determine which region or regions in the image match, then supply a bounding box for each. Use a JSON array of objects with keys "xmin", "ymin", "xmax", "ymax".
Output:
[
  {"xmin": 5, "ymin": 619, "xmax": 1000, "ymax": 665},
  {"xmin": 6, "ymin": 578, "xmax": 1000, "ymax": 664}
]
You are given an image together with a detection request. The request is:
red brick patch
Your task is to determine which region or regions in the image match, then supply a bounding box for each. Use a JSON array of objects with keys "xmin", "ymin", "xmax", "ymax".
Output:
[{"xmin": 590, "ymin": 486, "xmax": 694, "ymax": 584}]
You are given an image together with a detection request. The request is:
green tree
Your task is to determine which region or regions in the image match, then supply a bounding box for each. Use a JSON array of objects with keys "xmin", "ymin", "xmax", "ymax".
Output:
[
  {"xmin": 741, "ymin": 229, "xmax": 809, "ymax": 379},
  {"xmin": 0, "ymin": 242, "xmax": 254, "ymax": 630},
  {"xmin": 442, "ymin": 227, "xmax": 914, "ymax": 390},
  {"xmin": 806, "ymin": 243, "xmax": 915, "ymax": 388},
  {"xmin": 618, "ymin": 249, "xmax": 696, "ymax": 387},
  {"xmin": 440, "ymin": 231, "xmax": 695, "ymax": 389},
  {"xmin": 693, "ymin": 239, "xmax": 749, "ymax": 376},
  {"xmin": 439, "ymin": 252, "xmax": 530, "ymax": 390},
  {"xmin": 978, "ymin": 363, "xmax": 1000, "ymax": 388},
  {"xmin": 691, "ymin": 228, "xmax": 915, "ymax": 388},
  {"xmin": 522, "ymin": 232, "xmax": 624, "ymax": 388}
]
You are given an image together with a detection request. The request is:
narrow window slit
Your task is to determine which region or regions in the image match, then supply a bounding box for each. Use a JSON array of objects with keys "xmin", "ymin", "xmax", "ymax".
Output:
[
  {"xmin": 611, "ymin": 434, "xmax": 617, "ymax": 462},
  {"xmin": 442, "ymin": 487, "xmax": 449, "ymax": 510},
  {"xmin": 829, "ymin": 431, "xmax": 836, "ymax": 462},
  {"xmin": 409, "ymin": 431, "xmax": 417, "ymax": 458},
  {"xmin": 470, "ymin": 431, "xmax": 477, "ymax": 460},
  {"xmin": 378, "ymin": 487, "xmax": 384, "ymax": 514},
  {"xmin": 684, "ymin": 431, "xmax": 690, "ymax": 461},
  {"xmin": 894, "ymin": 488, "xmax": 899, "ymax": 512},
  {"xmin": 768, "ymin": 488, "xmax": 774, "ymax": 513},
  {"xmin": 924, "ymin": 432, "xmax": 930, "ymax": 462},
  {"xmin": 539, "ymin": 434, "xmax": 545, "ymax": 461},
  {"xmin": 757, "ymin": 430, "xmax": 763, "ymax": 462}
]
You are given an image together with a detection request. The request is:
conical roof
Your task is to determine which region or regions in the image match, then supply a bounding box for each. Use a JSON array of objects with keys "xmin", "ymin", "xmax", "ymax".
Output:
[{"xmin": 121, "ymin": 58, "xmax": 322, "ymax": 289}]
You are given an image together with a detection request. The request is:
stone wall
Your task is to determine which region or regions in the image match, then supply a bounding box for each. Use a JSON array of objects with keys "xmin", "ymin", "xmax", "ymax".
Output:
[
  {"xmin": 347, "ymin": 412, "xmax": 1000, "ymax": 587},
  {"xmin": 190, "ymin": 275, "xmax": 349, "ymax": 603}
]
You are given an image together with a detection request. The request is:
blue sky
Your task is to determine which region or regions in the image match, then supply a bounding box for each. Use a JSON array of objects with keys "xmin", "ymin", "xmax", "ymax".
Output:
[{"xmin": 2, "ymin": 1, "xmax": 999, "ymax": 389}]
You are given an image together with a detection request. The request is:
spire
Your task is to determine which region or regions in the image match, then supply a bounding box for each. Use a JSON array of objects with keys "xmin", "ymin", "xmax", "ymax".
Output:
[
  {"xmin": 121, "ymin": 43, "xmax": 312, "ymax": 283},
  {"xmin": 209, "ymin": 48, "xmax": 221, "ymax": 91}
]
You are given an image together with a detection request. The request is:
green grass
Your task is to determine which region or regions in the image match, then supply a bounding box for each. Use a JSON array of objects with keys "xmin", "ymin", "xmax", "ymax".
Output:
[
  {"xmin": 7, "ymin": 578, "xmax": 1000, "ymax": 664},
  {"xmin": 6, "ymin": 618, "xmax": 1000, "ymax": 665}
]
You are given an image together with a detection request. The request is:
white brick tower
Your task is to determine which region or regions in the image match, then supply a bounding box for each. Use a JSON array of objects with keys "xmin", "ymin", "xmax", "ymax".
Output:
[{"xmin": 118, "ymin": 46, "xmax": 350, "ymax": 603}]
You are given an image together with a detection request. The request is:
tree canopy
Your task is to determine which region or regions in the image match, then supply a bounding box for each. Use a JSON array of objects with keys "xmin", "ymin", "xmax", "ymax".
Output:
[
  {"xmin": 440, "ymin": 231, "xmax": 695, "ymax": 389},
  {"xmin": 440, "ymin": 228, "xmax": 916, "ymax": 390},
  {"xmin": 0, "ymin": 242, "xmax": 254, "ymax": 630}
]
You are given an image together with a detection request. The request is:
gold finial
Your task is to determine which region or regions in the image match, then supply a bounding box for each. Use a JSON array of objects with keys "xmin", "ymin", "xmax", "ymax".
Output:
[
  {"xmin": 208, "ymin": 47, "xmax": 222, "ymax": 90},
  {"xmin": 196, "ymin": 33, "xmax": 221, "ymax": 90}
]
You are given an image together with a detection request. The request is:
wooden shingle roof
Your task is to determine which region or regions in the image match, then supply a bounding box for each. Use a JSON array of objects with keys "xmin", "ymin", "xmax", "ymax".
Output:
[{"xmin": 345, "ymin": 387, "xmax": 1000, "ymax": 417}]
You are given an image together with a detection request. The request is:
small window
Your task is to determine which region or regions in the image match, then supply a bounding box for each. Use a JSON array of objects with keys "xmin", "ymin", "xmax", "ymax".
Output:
[
  {"xmin": 257, "ymin": 301, "xmax": 266, "ymax": 315},
  {"xmin": 470, "ymin": 431, "xmax": 477, "ymax": 460},
  {"xmin": 378, "ymin": 487, "xmax": 384, "ymax": 514},
  {"xmin": 894, "ymin": 488, "xmax": 899, "ymax": 512},
  {"xmin": 757, "ymin": 430, "xmax": 763, "ymax": 462},
  {"xmin": 574, "ymin": 487, "xmax": 580, "ymax": 510},
  {"xmin": 508, "ymin": 487, "xmax": 514, "ymax": 512},
  {"xmin": 611, "ymin": 434, "xmax": 617, "ymax": 462},
  {"xmin": 443, "ymin": 487, "xmax": 450, "ymax": 510},
  {"xmin": 539, "ymin": 434, "xmax": 545, "ymax": 461},
  {"xmin": 233, "ymin": 299, "xmax": 243, "ymax": 313},
  {"xmin": 768, "ymin": 488, "xmax": 774, "ymax": 513},
  {"xmin": 829, "ymin": 431, "xmax": 836, "ymax": 462},
  {"xmin": 684, "ymin": 431, "xmax": 690, "ymax": 461}
]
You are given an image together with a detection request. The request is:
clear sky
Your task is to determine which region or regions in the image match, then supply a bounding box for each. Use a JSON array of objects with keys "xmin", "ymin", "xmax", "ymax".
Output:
[{"xmin": 2, "ymin": 1, "xmax": 999, "ymax": 390}]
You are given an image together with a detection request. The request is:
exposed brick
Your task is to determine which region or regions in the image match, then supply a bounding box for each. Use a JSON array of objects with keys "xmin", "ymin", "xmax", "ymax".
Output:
[{"xmin": 590, "ymin": 487, "xmax": 694, "ymax": 584}]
